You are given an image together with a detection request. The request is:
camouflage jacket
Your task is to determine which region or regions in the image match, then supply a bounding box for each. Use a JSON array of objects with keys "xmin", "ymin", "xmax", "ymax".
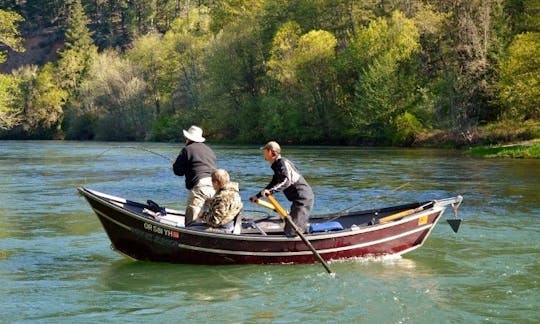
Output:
[{"xmin": 202, "ymin": 182, "xmax": 243, "ymax": 227}]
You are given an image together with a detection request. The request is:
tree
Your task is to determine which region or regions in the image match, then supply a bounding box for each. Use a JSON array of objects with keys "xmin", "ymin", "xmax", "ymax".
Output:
[
  {"xmin": 348, "ymin": 11, "xmax": 421, "ymax": 140},
  {"xmin": 0, "ymin": 9, "xmax": 25, "ymax": 131},
  {"xmin": 498, "ymin": 32, "xmax": 540, "ymax": 120},
  {"xmin": 428, "ymin": 0, "xmax": 508, "ymax": 130},
  {"xmin": 203, "ymin": 2, "xmax": 268, "ymax": 140},
  {"xmin": 73, "ymin": 50, "xmax": 151, "ymax": 141},
  {"xmin": 0, "ymin": 9, "xmax": 25, "ymax": 64},
  {"xmin": 497, "ymin": 0, "xmax": 540, "ymax": 121},
  {"xmin": 267, "ymin": 26, "xmax": 339, "ymax": 141},
  {"xmin": 0, "ymin": 72, "xmax": 22, "ymax": 130},
  {"xmin": 266, "ymin": 21, "xmax": 302, "ymax": 85},
  {"xmin": 127, "ymin": 32, "xmax": 166, "ymax": 118},
  {"xmin": 141, "ymin": 7, "xmax": 215, "ymax": 141},
  {"xmin": 55, "ymin": 0, "xmax": 98, "ymax": 138},
  {"xmin": 6, "ymin": 64, "xmax": 67, "ymax": 137},
  {"xmin": 57, "ymin": 0, "xmax": 97, "ymax": 94},
  {"xmin": 164, "ymin": 7, "xmax": 213, "ymax": 116}
]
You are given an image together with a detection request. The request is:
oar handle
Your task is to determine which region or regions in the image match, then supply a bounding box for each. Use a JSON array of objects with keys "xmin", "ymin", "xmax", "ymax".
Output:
[
  {"xmin": 378, "ymin": 201, "xmax": 433, "ymax": 223},
  {"xmin": 266, "ymin": 195, "xmax": 288, "ymax": 218},
  {"xmin": 378, "ymin": 208, "xmax": 416, "ymax": 223},
  {"xmin": 255, "ymin": 198, "xmax": 277, "ymax": 212}
]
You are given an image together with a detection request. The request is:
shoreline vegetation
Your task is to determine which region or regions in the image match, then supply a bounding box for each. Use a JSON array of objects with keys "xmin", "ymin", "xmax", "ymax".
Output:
[
  {"xmin": 1, "ymin": 2, "xmax": 539, "ymax": 158},
  {"xmin": 421, "ymin": 121, "xmax": 540, "ymax": 158},
  {"xmin": 465, "ymin": 140, "xmax": 540, "ymax": 159}
]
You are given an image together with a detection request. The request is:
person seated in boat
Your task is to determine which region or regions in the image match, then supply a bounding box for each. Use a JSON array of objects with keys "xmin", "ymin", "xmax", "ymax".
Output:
[
  {"xmin": 189, "ymin": 169, "xmax": 243, "ymax": 233},
  {"xmin": 249, "ymin": 141, "xmax": 314, "ymax": 237}
]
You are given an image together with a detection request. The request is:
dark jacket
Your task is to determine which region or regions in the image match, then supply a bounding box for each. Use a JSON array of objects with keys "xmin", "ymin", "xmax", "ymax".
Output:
[
  {"xmin": 259, "ymin": 156, "xmax": 313, "ymax": 203},
  {"xmin": 173, "ymin": 142, "xmax": 217, "ymax": 189}
]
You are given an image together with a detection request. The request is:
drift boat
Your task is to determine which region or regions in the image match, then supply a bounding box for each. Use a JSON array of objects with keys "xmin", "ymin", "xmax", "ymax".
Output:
[{"xmin": 78, "ymin": 187, "xmax": 463, "ymax": 265}]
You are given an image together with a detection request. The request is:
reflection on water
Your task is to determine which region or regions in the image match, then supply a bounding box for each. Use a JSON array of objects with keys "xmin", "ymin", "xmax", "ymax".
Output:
[{"xmin": 0, "ymin": 141, "xmax": 539, "ymax": 322}]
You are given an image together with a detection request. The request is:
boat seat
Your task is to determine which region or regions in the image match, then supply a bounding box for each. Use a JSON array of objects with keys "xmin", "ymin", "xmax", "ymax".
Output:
[{"xmin": 233, "ymin": 210, "xmax": 243, "ymax": 235}]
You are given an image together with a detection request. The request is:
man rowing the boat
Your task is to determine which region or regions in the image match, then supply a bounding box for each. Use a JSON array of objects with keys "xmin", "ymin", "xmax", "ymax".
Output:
[{"xmin": 250, "ymin": 141, "xmax": 314, "ymax": 237}]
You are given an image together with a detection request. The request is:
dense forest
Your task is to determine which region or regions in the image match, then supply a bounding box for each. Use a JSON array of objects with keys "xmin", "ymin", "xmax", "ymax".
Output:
[{"xmin": 0, "ymin": 0, "xmax": 539, "ymax": 145}]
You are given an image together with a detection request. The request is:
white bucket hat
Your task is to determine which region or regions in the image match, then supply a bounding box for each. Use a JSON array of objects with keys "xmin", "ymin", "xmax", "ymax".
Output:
[{"xmin": 183, "ymin": 125, "xmax": 206, "ymax": 143}]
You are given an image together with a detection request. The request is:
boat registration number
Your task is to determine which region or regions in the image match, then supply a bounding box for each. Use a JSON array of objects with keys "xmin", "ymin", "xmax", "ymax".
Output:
[{"xmin": 144, "ymin": 222, "xmax": 180, "ymax": 238}]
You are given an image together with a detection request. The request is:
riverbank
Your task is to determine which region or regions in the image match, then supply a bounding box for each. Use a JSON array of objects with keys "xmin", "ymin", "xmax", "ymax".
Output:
[
  {"xmin": 465, "ymin": 140, "xmax": 540, "ymax": 158},
  {"xmin": 415, "ymin": 120, "xmax": 540, "ymax": 158}
]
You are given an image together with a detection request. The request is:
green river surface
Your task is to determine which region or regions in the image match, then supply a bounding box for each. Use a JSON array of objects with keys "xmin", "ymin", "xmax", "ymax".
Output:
[{"xmin": 0, "ymin": 141, "xmax": 538, "ymax": 323}]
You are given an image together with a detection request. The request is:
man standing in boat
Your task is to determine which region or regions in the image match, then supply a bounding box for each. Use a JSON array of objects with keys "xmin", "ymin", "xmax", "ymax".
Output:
[
  {"xmin": 250, "ymin": 141, "xmax": 314, "ymax": 237},
  {"xmin": 173, "ymin": 125, "xmax": 217, "ymax": 226}
]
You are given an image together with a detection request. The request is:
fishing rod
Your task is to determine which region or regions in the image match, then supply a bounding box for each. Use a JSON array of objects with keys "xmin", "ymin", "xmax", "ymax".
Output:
[
  {"xmin": 336, "ymin": 182, "xmax": 411, "ymax": 214},
  {"xmin": 318, "ymin": 182, "xmax": 411, "ymax": 223},
  {"xmin": 96, "ymin": 145, "xmax": 174, "ymax": 163}
]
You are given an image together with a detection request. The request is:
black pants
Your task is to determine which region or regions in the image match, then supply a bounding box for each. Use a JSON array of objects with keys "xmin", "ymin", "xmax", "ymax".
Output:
[{"xmin": 284, "ymin": 198, "xmax": 314, "ymax": 237}]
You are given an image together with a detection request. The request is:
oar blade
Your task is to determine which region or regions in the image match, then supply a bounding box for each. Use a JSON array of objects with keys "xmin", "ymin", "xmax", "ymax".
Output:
[{"xmin": 447, "ymin": 218, "xmax": 462, "ymax": 233}]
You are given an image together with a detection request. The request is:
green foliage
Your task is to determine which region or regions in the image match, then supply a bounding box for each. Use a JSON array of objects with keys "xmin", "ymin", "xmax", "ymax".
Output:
[
  {"xmin": 127, "ymin": 32, "xmax": 166, "ymax": 117},
  {"xmin": 389, "ymin": 112, "xmax": 423, "ymax": 146},
  {"xmin": 267, "ymin": 21, "xmax": 302, "ymax": 84},
  {"xmin": 266, "ymin": 22, "xmax": 340, "ymax": 142},
  {"xmin": 2, "ymin": 0, "xmax": 540, "ymax": 146},
  {"xmin": 149, "ymin": 116, "xmax": 180, "ymax": 142},
  {"xmin": 57, "ymin": 0, "xmax": 97, "ymax": 93},
  {"xmin": 68, "ymin": 50, "xmax": 151, "ymax": 141},
  {"xmin": 63, "ymin": 111, "xmax": 96, "ymax": 140},
  {"xmin": 31, "ymin": 64, "xmax": 68, "ymax": 132},
  {"xmin": 294, "ymin": 30, "xmax": 339, "ymax": 141},
  {"xmin": 209, "ymin": 0, "xmax": 266, "ymax": 33},
  {"xmin": 498, "ymin": 32, "xmax": 540, "ymax": 120},
  {"xmin": 466, "ymin": 142, "xmax": 540, "ymax": 158},
  {"xmin": 349, "ymin": 11, "xmax": 421, "ymax": 138},
  {"xmin": 0, "ymin": 73, "xmax": 22, "ymax": 130},
  {"xmin": 257, "ymin": 95, "xmax": 302, "ymax": 142},
  {"xmin": 516, "ymin": 0, "xmax": 540, "ymax": 32},
  {"xmin": 478, "ymin": 120, "xmax": 540, "ymax": 144},
  {"xmin": 295, "ymin": 30, "xmax": 337, "ymax": 66},
  {"xmin": 201, "ymin": 9, "xmax": 267, "ymax": 141},
  {"xmin": 4, "ymin": 64, "xmax": 67, "ymax": 137},
  {"xmin": 355, "ymin": 11, "xmax": 420, "ymax": 65},
  {"xmin": 163, "ymin": 8, "xmax": 212, "ymax": 117},
  {"xmin": 128, "ymin": 11, "xmax": 211, "ymax": 118},
  {"xmin": 429, "ymin": 0, "xmax": 506, "ymax": 129},
  {"xmin": 0, "ymin": 9, "xmax": 25, "ymax": 64}
]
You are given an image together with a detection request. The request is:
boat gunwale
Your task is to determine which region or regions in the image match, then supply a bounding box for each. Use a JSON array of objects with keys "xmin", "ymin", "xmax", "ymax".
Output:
[{"xmin": 78, "ymin": 186, "xmax": 446, "ymax": 242}]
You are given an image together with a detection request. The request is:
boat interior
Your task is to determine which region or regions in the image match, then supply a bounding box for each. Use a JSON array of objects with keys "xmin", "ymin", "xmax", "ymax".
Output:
[{"xmin": 86, "ymin": 188, "xmax": 434, "ymax": 236}]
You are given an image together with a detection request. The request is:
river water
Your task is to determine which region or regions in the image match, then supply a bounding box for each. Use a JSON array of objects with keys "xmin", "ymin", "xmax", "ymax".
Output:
[{"xmin": 0, "ymin": 141, "xmax": 538, "ymax": 323}]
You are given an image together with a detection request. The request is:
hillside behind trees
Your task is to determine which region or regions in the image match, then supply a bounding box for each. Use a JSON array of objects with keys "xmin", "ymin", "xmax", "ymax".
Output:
[{"xmin": 0, "ymin": 0, "xmax": 539, "ymax": 146}]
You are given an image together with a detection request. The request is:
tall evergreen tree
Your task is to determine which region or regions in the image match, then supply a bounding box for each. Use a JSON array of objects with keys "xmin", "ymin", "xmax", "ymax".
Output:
[
  {"xmin": 56, "ymin": 0, "xmax": 97, "ymax": 94},
  {"xmin": 55, "ymin": 0, "xmax": 97, "ymax": 138}
]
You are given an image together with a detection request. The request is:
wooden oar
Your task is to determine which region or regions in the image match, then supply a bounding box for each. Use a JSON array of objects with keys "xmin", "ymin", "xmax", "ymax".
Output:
[
  {"xmin": 255, "ymin": 199, "xmax": 276, "ymax": 212},
  {"xmin": 378, "ymin": 202, "xmax": 432, "ymax": 224},
  {"xmin": 378, "ymin": 208, "xmax": 417, "ymax": 223},
  {"xmin": 261, "ymin": 195, "xmax": 334, "ymax": 275}
]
